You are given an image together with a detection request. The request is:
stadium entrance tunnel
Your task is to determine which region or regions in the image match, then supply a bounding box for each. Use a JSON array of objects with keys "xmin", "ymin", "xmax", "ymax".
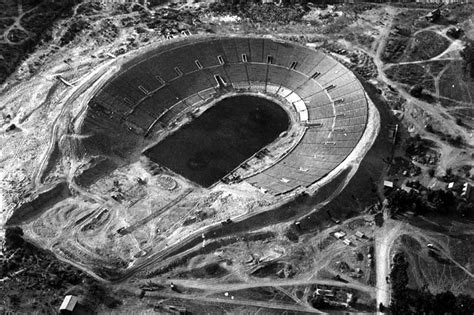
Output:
[{"xmin": 144, "ymin": 95, "xmax": 290, "ymax": 187}]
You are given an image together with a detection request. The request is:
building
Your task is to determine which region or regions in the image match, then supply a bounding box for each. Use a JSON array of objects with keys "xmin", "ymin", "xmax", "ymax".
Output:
[
  {"xmin": 384, "ymin": 181, "xmax": 394, "ymax": 189},
  {"xmin": 334, "ymin": 231, "xmax": 346, "ymax": 239},
  {"xmin": 315, "ymin": 288, "xmax": 334, "ymax": 296},
  {"xmin": 59, "ymin": 295, "xmax": 78, "ymax": 314},
  {"xmin": 401, "ymin": 184, "xmax": 412, "ymax": 193},
  {"xmin": 461, "ymin": 183, "xmax": 473, "ymax": 201}
]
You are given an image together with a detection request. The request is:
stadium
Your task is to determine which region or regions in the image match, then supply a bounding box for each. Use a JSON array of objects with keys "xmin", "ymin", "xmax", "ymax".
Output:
[
  {"xmin": 80, "ymin": 36, "xmax": 369, "ymax": 195},
  {"xmin": 3, "ymin": 1, "xmax": 474, "ymax": 312}
]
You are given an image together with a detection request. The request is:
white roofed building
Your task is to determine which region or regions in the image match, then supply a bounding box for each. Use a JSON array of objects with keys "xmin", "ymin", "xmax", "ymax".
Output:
[{"xmin": 60, "ymin": 295, "xmax": 78, "ymax": 314}]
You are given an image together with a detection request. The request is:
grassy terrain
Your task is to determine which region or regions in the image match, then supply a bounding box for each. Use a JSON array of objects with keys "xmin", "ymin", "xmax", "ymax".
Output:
[
  {"xmin": 385, "ymin": 64, "xmax": 435, "ymax": 92},
  {"xmin": 396, "ymin": 232, "xmax": 473, "ymax": 295},
  {"xmin": 439, "ymin": 61, "xmax": 474, "ymax": 104},
  {"xmin": 425, "ymin": 60, "xmax": 451, "ymax": 76},
  {"xmin": 381, "ymin": 10, "xmax": 430, "ymax": 63},
  {"xmin": 404, "ymin": 31, "xmax": 451, "ymax": 61},
  {"xmin": 381, "ymin": 6, "xmax": 473, "ymax": 132}
]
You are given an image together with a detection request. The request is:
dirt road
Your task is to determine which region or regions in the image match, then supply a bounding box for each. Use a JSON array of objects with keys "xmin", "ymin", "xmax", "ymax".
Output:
[
  {"xmin": 32, "ymin": 59, "xmax": 116, "ymax": 189},
  {"xmin": 148, "ymin": 291, "xmax": 323, "ymax": 313},
  {"xmin": 375, "ymin": 217, "xmax": 404, "ymax": 311},
  {"xmin": 167, "ymin": 278, "xmax": 375, "ymax": 295}
]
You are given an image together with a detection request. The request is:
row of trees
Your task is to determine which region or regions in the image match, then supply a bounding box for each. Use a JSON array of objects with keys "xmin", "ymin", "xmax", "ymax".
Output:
[
  {"xmin": 460, "ymin": 39, "xmax": 474, "ymax": 79},
  {"xmin": 387, "ymin": 186, "xmax": 473, "ymax": 218}
]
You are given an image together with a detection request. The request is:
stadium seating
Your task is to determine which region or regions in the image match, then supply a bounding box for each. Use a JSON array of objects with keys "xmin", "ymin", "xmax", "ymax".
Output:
[
  {"xmin": 247, "ymin": 63, "xmax": 268, "ymax": 83},
  {"xmin": 248, "ymin": 38, "xmax": 265, "ymax": 63},
  {"xmin": 83, "ymin": 36, "xmax": 368, "ymax": 195}
]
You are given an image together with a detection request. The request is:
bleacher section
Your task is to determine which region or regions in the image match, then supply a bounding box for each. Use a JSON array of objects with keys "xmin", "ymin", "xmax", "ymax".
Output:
[
  {"xmin": 248, "ymin": 38, "xmax": 265, "ymax": 63},
  {"xmin": 247, "ymin": 63, "xmax": 268, "ymax": 84},
  {"xmin": 84, "ymin": 36, "xmax": 369, "ymax": 195}
]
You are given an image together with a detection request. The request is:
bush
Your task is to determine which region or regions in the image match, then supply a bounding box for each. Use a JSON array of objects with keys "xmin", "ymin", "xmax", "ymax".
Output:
[
  {"xmin": 448, "ymin": 135, "xmax": 464, "ymax": 147},
  {"xmin": 382, "ymin": 37, "xmax": 409, "ymax": 63},
  {"xmin": 446, "ymin": 27, "xmax": 463, "ymax": 39},
  {"xmin": 428, "ymin": 168, "xmax": 435, "ymax": 177},
  {"xmin": 285, "ymin": 225, "xmax": 299, "ymax": 242},
  {"xmin": 60, "ymin": 19, "xmax": 91, "ymax": 46},
  {"xmin": 5, "ymin": 227, "xmax": 24, "ymax": 250}
]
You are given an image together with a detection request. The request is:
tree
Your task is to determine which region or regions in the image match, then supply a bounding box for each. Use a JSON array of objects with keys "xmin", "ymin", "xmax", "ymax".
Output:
[
  {"xmin": 449, "ymin": 135, "xmax": 464, "ymax": 147},
  {"xmin": 285, "ymin": 226, "xmax": 299, "ymax": 242},
  {"xmin": 311, "ymin": 295, "xmax": 329, "ymax": 309},
  {"xmin": 410, "ymin": 85, "xmax": 423, "ymax": 97},
  {"xmin": 460, "ymin": 39, "xmax": 474, "ymax": 79},
  {"xmin": 5, "ymin": 227, "xmax": 24, "ymax": 250},
  {"xmin": 390, "ymin": 253, "xmax": 410, "ymax": 314},
  {"xmin": 446, "ymin": 168, "xmax": 452, "ymax": 176},
  {"xmin": 433, "ymin": 291, "xmax": 457, "ymax": 314},
  {"xmin": 411, "ymin": 289, "xmax": 434, "ymax": 314},
  {"xmin": 457, "ymin": 202, "xmax": 474, "ymax": 218},
  {"xmin": 428, "ymin": 168, "xmax": 435, "ymax": 177}
]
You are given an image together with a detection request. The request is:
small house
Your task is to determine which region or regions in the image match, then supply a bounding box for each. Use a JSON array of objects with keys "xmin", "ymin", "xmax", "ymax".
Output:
[
  {"xmin": 59, "ymin": 295, "xmax": 78, "ymax": 314},
  {"xmin": 401, "ymin": 184, "xmax": 412, "ymax": 193},
  {"xmin": 315, "ymin": 288, "xmax": 334, "ymax": 297},
  {"xmin": 383, "ymin": 180, "xmax": 394, "ymax": 188},
  {"xmin": 461, "ymin": 183, "xmax": 473, "ymax": 201}
]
